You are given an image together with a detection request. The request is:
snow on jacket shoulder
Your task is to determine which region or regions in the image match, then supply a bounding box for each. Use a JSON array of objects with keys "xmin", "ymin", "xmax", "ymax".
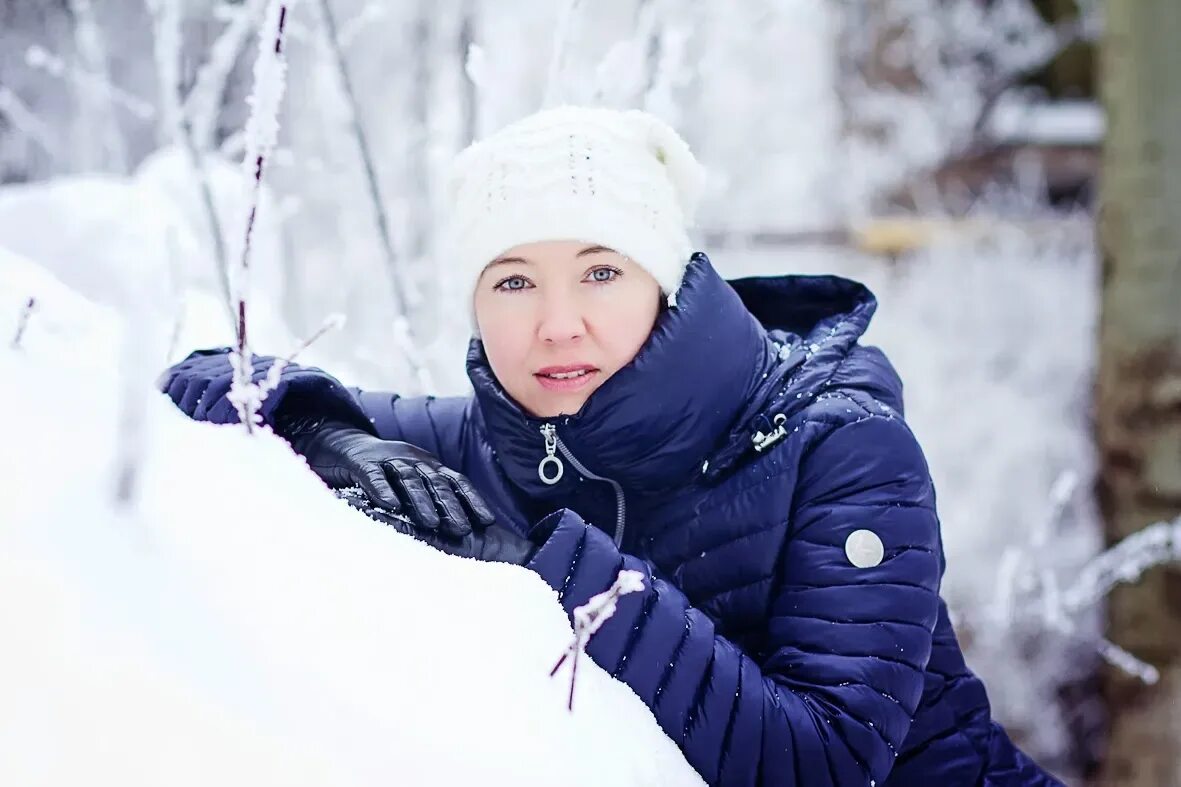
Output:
[{"xmin": 159, "ymin": 254, "xmax": 1063, "ymax": 787}]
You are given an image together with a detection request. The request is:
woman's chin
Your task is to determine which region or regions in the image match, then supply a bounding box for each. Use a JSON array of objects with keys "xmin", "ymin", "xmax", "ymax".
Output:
[{"xmin": 526, "ymin": 392, "xmax": 593, "ymax": 419}]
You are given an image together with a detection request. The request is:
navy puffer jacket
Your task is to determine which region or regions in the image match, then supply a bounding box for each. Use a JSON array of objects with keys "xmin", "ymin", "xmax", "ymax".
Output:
[{"xmin": 161, "ymin": 254, "xmax": 1061, "ymax": 786}]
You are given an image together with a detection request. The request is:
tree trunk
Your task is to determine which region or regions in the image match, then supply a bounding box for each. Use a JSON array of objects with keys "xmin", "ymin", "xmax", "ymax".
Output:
[
  {"xmin": 1095, "ymin": 1, "xmax": 1181, "ymax": 785},
  {"xmin": 1032, "ymin": 0, "xmax": 1096, "ymax": 97}
]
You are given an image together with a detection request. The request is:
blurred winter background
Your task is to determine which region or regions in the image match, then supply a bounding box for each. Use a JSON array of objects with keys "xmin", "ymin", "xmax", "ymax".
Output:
[{"xmin": 2, "ymin": 0, "xmax": 1178, "ymax": 785}]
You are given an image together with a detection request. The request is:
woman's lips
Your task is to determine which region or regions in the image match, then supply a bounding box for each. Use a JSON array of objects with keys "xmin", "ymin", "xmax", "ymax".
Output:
[{"xmin": 534, "ymin": 367, "xmax": 599, "ymax": 392}]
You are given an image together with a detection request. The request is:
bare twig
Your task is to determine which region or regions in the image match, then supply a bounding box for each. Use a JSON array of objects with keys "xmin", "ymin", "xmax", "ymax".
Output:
[
  {"xmin": 146, "ymin": 0, "xmax": 183, "ymax": 143},
  {"xmin": 1096, "ymin": 638, "xmax": 1160, "ymax": 686},
  {"xmin": 10, "ymin": 297, "xmax": 36, "ymax": 349},
  {"xmin": 313, "ymin": 0, "xmax": 432, "ymax": 392},
  {"xmin": 113, "ymin": 296, "xmax": 156, "ymax": 508},
  {"xmin": 256, "ymin": 313, "xmax": 347, "ymax": 404},
  {"xmin": 543, "ymin": 0, "xmax": 587, "ymax": 107},
  {"xmin": 0, "ymin": 86, "xmax": 60, "ymax": 157},
  {"xmin": 984, "ymin": 466, "xmax": 1179, "ymax": 686},
  {"xmin": 25, "ymin": 45, "xmax": 155, "ymax": 122},
  {"xmin": 337, "ymin": 1, "xmax": 389, "ymax": 48},
  {"xmin": 65, "ymin": 0, "xmax": 129, "ymax": 172},
  {"xmin": 181, "ymin": 119, "xmax": 235, "ymax": 328},
  {"xmin": 283, "ymin": 312, "xmax": 346, "ymax": 364},
  {"xmin": 550, "ymin": 569, "xmax": 645, "ymax": 710},
  {"xmin": 1062, "ymin": 516, "xmax": 1181, "ymax": 615},
  {"xmin": 227, "ymin": 0, "xmax": 290, "ymax": 433},
  {"xmin": 147, "ymin": 0, "xmax": 236, "ymax": 330},
  {"xmin": 185, "ymin": 0, "xmax": 270, "ymax": 150}
]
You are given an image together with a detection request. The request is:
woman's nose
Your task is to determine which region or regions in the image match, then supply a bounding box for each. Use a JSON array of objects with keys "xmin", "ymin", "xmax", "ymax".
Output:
[{"xmin": 536, "ymin": 291, "xmax": 587, "ymax": 344}]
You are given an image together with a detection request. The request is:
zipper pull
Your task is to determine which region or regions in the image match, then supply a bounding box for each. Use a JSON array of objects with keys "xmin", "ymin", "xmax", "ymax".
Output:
[
  {"xmin": 752, "ymin": 413, "xmax": 789, "ymax": 453},
  {"xmin": 538, "ymin": 423, "xmax": 565, "ymax": 484}
]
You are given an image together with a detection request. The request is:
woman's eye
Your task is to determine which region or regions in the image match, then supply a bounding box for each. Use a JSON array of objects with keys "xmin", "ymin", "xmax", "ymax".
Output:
[
  {"xmin": 587, "ymin": 267, "xmax": 621, "ymax": 283},
  {"xmin": 495, "ymin": 276, "xmax": 531, "ymax": 292}
]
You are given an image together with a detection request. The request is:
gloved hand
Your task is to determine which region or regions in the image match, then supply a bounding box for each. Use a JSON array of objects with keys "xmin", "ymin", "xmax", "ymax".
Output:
[
  {"xmin": 338, "ymin": 488, "xmax": 536, "ymax": 565},
  {"xmin": 290, "ymin": 420, "xmax": 495, "ymax": 539},
  {"xmin": 159, "ymin": 347, "xmax": 368, "ymax": 429}
]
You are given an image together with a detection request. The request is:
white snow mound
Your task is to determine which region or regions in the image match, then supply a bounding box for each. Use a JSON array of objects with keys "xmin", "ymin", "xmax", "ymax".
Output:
[{"xmin": 0, "ymin": 252, "xmax": 704, "ymax": 787}]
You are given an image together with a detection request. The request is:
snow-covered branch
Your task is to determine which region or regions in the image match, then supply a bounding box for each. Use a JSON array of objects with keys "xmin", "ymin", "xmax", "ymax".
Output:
[
  {"xmin": 256, "ymin": 312, "xmax": 346, "ymax": 400},
  {"xmin": 550, "ymin": 569, "xmax": 645, "ymax": 711},
  {"xmin": 543, "ymin": 0, "xmax": 587, "ymax": 107},
  {"xmin": 985, "ymin": 470, "xmax": 1179, "ymax": 685},
  {"xmin": 226, "ymin": 0, "xmax": 290, "ymax": 433},
  {"xmin": 65, "ymin": 0, "xmax": 129, "ymax": 172},
  {"xmin": 0, "ymin": 86, "xmax": 60, "ymax": 158},
  {"xmin": 9, "ymin": 297, "xmax": 36, "ymax": 350},
  {"xmin": 1063, "ymin": 516, "xmax": 1181, "ymax": 615},
  {"xmin": 24, "ymin": 45, "xmax": 154, "ymax": 123},
  {"xmin": 147, "ymin": 0, "xmax": 236, "ymax": 330},
  {"xmin": 312, "ymin": 0, "xmax": 433, "ymax": 393},
  {"xmin": 185, "ymin": 0, "xmax": 271, "ymax": 150}
]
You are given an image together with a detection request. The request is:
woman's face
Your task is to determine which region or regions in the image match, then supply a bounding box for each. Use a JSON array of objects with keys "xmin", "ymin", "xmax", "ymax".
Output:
[{"xmin": 473, "ymin": 240, "xmax": 662, "ymax": 419}]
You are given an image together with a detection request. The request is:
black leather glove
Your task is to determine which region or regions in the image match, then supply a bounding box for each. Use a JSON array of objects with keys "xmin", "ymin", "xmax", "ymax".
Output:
[
  {"xmin": 286, "ymin": 419, "xmax": 495, "ymax": 539},
  {"xmin": 338, "ymin": 488, "xmax": 536, "ymax": 566}
]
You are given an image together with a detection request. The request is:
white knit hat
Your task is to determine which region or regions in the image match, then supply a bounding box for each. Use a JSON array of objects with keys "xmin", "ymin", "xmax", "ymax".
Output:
[{"xmin": 446, "ymin": 105, "xmax": 706, "ymax": 307}]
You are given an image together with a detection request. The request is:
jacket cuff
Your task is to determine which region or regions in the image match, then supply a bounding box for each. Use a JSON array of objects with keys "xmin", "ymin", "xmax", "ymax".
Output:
[
  {"xmin": 265, "ymin": 372, "xmax": 375, "ymax": 436},
  {"xmin": 525, "ymin": 509, "xmax": 626, "ymax": 613}
]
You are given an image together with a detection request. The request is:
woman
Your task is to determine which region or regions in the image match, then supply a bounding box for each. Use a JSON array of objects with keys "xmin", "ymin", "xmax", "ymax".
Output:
[{"xmin": 161, "ymin": 106, "xmax": 1061, "ymax": 786}]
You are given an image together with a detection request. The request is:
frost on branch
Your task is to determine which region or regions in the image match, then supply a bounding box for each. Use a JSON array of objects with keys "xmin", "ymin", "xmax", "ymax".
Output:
[
  {"xmin": 227, "ymin": 0, "xmax": 290, "ymax": 433},
  {"xmin": 550, "ymin": 569, "xmax": 645, "ymax": 711},
  {"xmin": 23, "ymin": 44, "xmax": 155, "ymax": 123},
  {"xmin": 987, "ymin": 470, "xmax": 1179, "ymax": 685},
  {"xmin": 185, "ymin": 0, "xmax": 271, "ymax": 150},
  {"xmin": 311, "ymin": 0, "xmax": 432, "ymax": 393},
  {"xmin": 229, "ymin": 311, "xmax": 345, "ymax": 434},
  {"xmin": 256, "ymin": 312, "xmax": 346, "ymax": 398}
]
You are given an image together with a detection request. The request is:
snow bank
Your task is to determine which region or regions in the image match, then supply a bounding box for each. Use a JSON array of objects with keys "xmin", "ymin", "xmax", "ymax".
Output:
[
  {"xmin": 0, "ymin": 147, "xmax": 292, "ymax": 361},
  {"xmin": 0, "ymin": 250, "xmax": 703, "ymax": 787}
]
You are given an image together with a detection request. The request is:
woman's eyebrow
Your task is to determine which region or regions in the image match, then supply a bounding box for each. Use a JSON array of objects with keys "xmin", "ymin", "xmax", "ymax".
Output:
[
  {"xmin": 576, "ymin": 245, "xmax": 615, "ymax": 257},
  {"xmin": 487, "ymin": 255, "xmax": 531, "ymax": 266}
]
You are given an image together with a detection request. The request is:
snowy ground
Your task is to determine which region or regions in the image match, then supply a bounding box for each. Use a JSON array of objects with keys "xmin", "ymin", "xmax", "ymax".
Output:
[{"xmin": 0, "ymin": 251, "xmax": 704, "ymax": 786}]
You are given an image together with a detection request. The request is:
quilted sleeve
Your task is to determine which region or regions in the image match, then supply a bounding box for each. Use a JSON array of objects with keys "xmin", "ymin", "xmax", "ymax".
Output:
[
  {"xmin": 525, "ymin": 413, "xmax": 943, "ymax": 786},
  {"xmin": 350, "ymin": 390, "xmax": 473, "ymax": 472}
]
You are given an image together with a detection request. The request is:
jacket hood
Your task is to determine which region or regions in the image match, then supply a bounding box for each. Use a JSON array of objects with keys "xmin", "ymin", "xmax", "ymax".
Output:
[
  {"xmin": 702, "ymin": 268, "xmax": 904, "ymax": 481},
  {"xmin": 466, "ymin": 252, "xmax": 900, "ymax": 500}
]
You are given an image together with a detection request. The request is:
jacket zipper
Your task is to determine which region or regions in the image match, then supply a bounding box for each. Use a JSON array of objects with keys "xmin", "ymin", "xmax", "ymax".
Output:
[{"xmin": 538, "ymin": 423, "xmax": 628, "ymax": 548}]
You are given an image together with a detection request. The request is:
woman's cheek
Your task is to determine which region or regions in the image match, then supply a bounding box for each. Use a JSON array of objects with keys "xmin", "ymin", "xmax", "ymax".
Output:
[{"xmin": 483, "ymin": 322, "xmax": 536, "ymax": 382}]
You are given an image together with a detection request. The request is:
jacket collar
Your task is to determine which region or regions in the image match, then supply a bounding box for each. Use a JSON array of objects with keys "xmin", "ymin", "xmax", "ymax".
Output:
[
  {"xmin": 467, "ymin": 253, "xmax": 769, "ymax": 500},
  {"xmin": 466, "ymin": 252, "xmax": 888, "ymax": 501}
]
